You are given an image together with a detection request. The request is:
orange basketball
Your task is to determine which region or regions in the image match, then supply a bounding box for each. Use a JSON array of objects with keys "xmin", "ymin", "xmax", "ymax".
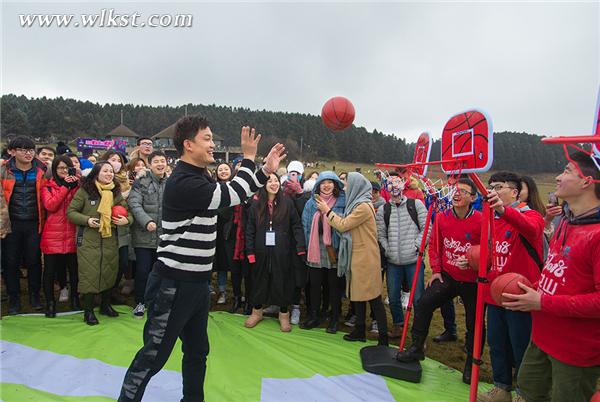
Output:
[
  {"xmin": 465, "ymin": 245, "xmax": 491, "ymax": 270},
  {"xmin": 321, "ymin": 96, "xmax": 355, "ymax": 131},
  {"xmin": 112, "ymin": 205, "xmax": 128, "ymax": 219},
  {"xmin": 490, "ymin": 273, "xmax": 532, "ymax": 305}
]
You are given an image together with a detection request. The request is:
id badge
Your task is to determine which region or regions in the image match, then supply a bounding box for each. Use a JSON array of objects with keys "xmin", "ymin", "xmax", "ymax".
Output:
[{"xmin": 265, "ymin": 231, "xmax": 276, "ymax": 246}]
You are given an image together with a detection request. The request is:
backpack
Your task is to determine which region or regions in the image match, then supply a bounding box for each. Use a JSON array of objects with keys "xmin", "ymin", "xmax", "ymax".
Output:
[
  {"xmin": 514, "ymin": 203, "xmax": 548, "ymax": 271},
  {"xmin": 384, "ymin": 198, "xmax": 420, "ymax": 231}
]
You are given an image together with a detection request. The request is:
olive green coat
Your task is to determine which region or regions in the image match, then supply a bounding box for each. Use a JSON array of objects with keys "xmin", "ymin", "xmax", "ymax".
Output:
[{"xmin": 67, "ymin": 188, "xmax": 133, "ymax": 294}]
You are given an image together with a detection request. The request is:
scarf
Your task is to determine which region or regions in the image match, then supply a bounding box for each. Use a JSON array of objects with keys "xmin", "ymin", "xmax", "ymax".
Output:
[
  {"xmin": 115, "ymin": 170, "xmax": 130, "ymax": 193},
  {"xmin": 307, "ymin": 193, "xmax": 337, "ymax": 264},
  {"xmin": 95, "ymin": 180, "xmax": 115, "ymax": 238},
  {"xmin": 232, "ymin": 204, "xmax": 246, "ymax": 261},
  {"xmin": 337, "ymin": 172, "xmax": 373, "ymax": 279}
]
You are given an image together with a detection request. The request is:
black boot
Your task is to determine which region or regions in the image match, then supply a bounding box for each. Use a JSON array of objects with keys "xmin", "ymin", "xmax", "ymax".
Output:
[
  {"xmin": 45, "ymin": 301, "xmax": 56, "ymax": 318},
  {"xmin": 300, "ymin": 311, "xmax": 320, "ymax": 330},
  {"xmin": 230, "ymin": 296, "xmax": 243, "ymax": 314},
  {"xmin": 243, "ymin": 301, "xmax": 252, "ymax": 316},
  {"xmin": 29, "ymin": 293, "xmax": 43, "ymax": 311},
  {"xmin": 326, "ymin": 315, "xmax": 339, "ymax": 334},
  {"xmin": 378, "ymin": 333, "xmax": 389, "ymax": 347},
  {"xmin": 8, "ymin": 296, "xmax": 21, "ymax": 315},
  {"xmin": 84, "ymin": 310, "xmax": 99, "ymax": 325},
  {"xmin": 462, "ymin": 357, "xmax": 473, "ymax": 384},
  {"xmin": 433, "ymin": 330, "xmax": 458, "ymax": 343},
  {"xmin": 396, "ymin": 335, "xmax": 426, "ymax": 362},
  {"xmin": 100, "ymin": 291, "xmax": 119, "ymax": 317},
  {"xmin": 343, "ymin": 325, "xmax": 366, "ymax": 342},
  {"xmin": 71, "ymin": 295, "xmax": 82, "ymax": 311}
]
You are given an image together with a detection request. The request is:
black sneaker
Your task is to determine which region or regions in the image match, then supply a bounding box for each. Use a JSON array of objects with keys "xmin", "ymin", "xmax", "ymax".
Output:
[
  {"xmin": 8, "ymin": 297, "xmax": 21, "ymax": 315},
  {"xmin": 433, "ymin": 330, "xmax": 458, "ymax": 343}
]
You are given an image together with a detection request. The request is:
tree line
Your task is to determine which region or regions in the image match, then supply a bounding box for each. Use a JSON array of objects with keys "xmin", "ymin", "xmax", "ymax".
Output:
[{"xmin": 1, "ymin": 94, "xmax": 567, "ymax": 172}]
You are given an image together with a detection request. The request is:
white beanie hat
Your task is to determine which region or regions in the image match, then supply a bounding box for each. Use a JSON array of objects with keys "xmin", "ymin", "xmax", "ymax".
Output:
[{"xmin": 287, "ymin": 160, "xmax": 304, "ymax": 175}]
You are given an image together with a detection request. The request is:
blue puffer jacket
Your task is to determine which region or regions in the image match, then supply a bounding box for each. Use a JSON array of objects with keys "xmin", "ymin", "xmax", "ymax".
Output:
[{"xmin": 301, "ymin": 171, "xmax": 346, "ymax": 249}]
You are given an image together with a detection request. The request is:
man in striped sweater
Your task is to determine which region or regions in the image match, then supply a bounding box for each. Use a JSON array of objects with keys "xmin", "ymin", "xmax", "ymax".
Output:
[{"xmin": 119, "ymin": 116, "xmax": 286, "ymax": 402}]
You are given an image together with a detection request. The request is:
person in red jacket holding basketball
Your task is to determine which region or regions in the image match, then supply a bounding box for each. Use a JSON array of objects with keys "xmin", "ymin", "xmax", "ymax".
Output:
[
  {"xmin": 477, "ymin": 172, "xmax": 545, "ymax": 402},
  {"xmin": 396, "ymin": 178, "xmax": 482, "ymax": 385},
  {"xmin": 41, "ymin": 155, "xmax": 81, "ymax": 317},
  {"xmin": 503, "ymin": 151, "xmax": 600, "ymax": 402}
]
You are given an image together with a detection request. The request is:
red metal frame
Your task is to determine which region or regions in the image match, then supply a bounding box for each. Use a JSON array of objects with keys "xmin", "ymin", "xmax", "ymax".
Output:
[{"xmin": 541, "ymin": 136, "xmax": 600, "ymax": 183}]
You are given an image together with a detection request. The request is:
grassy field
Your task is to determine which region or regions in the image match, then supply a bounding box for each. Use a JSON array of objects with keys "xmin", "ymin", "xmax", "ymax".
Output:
[{"xmin": 0, "ymin": 166, "xmax": 562, "ymax": 386}]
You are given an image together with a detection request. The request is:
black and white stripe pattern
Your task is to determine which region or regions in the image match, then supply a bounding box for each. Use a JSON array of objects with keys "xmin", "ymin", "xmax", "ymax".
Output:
[{"xmin": 156, "ymin": 159, "xmax": 268, "ymax": 280}]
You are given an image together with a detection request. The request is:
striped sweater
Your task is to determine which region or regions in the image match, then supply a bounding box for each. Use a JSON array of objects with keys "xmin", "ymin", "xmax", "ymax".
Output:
[{"xmin": 156, "ymin": 158, "xmax": 268, "ymax": 282}]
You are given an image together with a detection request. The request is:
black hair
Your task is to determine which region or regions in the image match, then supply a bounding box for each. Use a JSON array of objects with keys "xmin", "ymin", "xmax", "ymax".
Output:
[
  {"xmin": 569, "ymin": 151, "xmax": 600, "ymax": 199},
  {"xmin": 318, "ymin": 179, "xmax": 341, "ymax": 198},
  {"xmin": 80, "ymin": 161, "xmax": 121, "ymax": 198},
  {"xmin": 173, "ymin": 115, "xmax": 210, "ymax": 156},
  {"xmin": 99, "ymin": 150, "xmax": 127, "ymax": 166},
  {"xmin": 37, "ymin": 146, "xmax": 56, "ymax": 156},
  {"xmin": 148, "ymin": 150, "xmax": 167, "ymax": 164},
  {"xmin": 489, "ymin": 171, "xmax": 522, "ymax": 195},
  {"xmin": 136, "ymin": 137, "xmax": 153, "ymax": 146},
  {"xmin": 50, "ymin": 155, "xmax": 74, "ymax": 183},
  {"xmin": 387, "ymin": 170, "xmax": 400, "ymax": 177},
  {"xmin": 457, "ymin": 177, "xmax": 477, "ymax": 195},
  {"xmin": 215, "ymin": 162, "xmax": 232, "ymax": 182},
  {"xmin": 8, "ymin": 136, "xmax": 35, "ymax": 150},
  {"xmin": 520, "ymin": 175, "xmax": 546, "ymax": 215},
  {"xmin": 255, "ymin": 173, "xmax": 285, "ymax": 225}
]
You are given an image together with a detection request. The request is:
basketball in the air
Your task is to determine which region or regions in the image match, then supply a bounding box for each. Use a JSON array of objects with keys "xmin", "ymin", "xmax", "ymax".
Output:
[
  {"xmin": 112, "ymin": 205, "xmax": 128, "ymax": 219},
  {"xmin": 465, "ymin": 245, "xmax": 491, "ymax": 270},
  {"xmin": 490, "ymin": 273, "xmax": 532, "ymax": 305},
  {"xmin": 321, "ymin": 96, "xmax": 355, "ymax": 131}
]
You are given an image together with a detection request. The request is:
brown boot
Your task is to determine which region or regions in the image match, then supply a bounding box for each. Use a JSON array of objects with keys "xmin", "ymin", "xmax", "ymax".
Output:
[
  {"xmin": 387, "ymin": 323, "xmax": 403, "ymax": 339},
  {"xmin": 279, "ymin": 312, "xmax": 292, "ymax": 332},
  {"xmin": 244, "ymin": 308, "xmax": 263, "ymax": 328}
]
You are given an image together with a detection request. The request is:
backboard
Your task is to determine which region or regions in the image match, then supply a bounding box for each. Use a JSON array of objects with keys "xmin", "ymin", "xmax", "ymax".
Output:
[
  {"xmin": 441, "ymin": 109, "xmax": 493, "ymax": 174},
  {"xmin": 412, "ymin": 132, "xmax": 432, "ymax": 177}
]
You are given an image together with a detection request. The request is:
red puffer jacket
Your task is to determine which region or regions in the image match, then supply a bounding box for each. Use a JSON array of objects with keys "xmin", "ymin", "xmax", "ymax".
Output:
[{"xmin": 41, "ymin": 179, "xmax": 79, "ymax": 254}]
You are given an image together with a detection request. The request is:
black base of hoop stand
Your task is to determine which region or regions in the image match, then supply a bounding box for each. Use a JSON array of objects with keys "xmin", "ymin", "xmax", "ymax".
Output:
[{"xmin": 359, "ymin": 345, "xmax": 422, "ymax": 383}]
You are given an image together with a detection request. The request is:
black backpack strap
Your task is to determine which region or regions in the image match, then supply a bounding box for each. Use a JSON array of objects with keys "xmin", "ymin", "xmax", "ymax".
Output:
[
  {"xmin": 406, "ymin": 198, "xmax": 421, "ymax": 231},
  {"xmin": 519, "ymin": 234, "xmax": 543, "ymax": 270},
  {"xmin": 384, "ymin": 202, "xmax": 391, "ymax": 228}
]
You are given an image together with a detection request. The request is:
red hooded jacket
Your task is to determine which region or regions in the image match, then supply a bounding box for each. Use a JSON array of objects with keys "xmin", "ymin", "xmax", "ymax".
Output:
[{"xmin": 40, "ymin": 178, "xmax": 78, "ymax": 254}]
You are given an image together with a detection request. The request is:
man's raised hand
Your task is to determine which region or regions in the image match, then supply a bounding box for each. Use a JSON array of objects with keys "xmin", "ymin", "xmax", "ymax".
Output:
[
  {"xmin": 240, "ymin": 126, "xmax": 261, "ymax": 161},
  {"xmin": 262, "ymin": 143, "xmax": 286, "ymax": 176}
]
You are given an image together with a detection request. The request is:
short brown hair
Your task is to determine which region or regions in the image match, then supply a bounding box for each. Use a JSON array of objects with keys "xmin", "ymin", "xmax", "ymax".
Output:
[
  {"xmin": 569, "ymin": 151, "xmax": 600, "ymax": 199},
  {"xmin": 173, "ymin": 115, "xmax": 210, "ymax": 156}
]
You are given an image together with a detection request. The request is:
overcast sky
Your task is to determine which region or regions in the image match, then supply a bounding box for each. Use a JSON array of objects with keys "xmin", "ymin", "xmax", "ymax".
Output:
[{"xmin": 1, "ymin": 1, "xmax": 598, "ymax": 142}]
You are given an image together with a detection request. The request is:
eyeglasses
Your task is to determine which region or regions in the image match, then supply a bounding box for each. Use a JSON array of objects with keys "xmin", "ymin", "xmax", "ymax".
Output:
[
  {"xmin": 457, "ymin": 189, "xmax": 475, "ymax": 196},
  {"xmin": 56, "ymin": 166, "xmax": 69, "ymax": 171},
  {"xmin": 139, "ymin": 142, "xmax": 153, "ymax": 147},
  {"xmin": 16, "ymin": 148, "xmax": 35, "ymax": 154},
  {"xmin": 487, "ymin": 184, "xmax": 515, "ymax": 192}
]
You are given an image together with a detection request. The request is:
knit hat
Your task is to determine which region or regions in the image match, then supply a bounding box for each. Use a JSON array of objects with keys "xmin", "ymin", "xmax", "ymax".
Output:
[{"xmin": 287, "ymin": 160, "xmax": 304, "ymax": 175}]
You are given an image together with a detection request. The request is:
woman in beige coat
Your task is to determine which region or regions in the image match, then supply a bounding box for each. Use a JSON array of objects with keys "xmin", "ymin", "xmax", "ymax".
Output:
[{"xmin": 316, "ymin": 172, "xmax": 389, "ymax": 346}]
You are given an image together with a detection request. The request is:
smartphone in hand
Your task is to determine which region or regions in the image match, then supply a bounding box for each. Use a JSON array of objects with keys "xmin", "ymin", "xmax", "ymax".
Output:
[{"xmin": 548, "ymin": 192, "xmax": 559, "ymax": 207}]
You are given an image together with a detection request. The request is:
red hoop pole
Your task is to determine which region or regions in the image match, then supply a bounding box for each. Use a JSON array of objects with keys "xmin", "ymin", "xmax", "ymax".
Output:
[
  {"xmin": 541, "ymin": 135, "xmax": 600, "ymax": 144},
  {"xmin": 467, "ymin": 173, "xmax": 493, "ymax": 402},
  {"xmin": 376, "ymin": 158, "xmax": 470, "ymax": 170},
  {"xmin": 398, "ymin": 203, "xmax": 434, "ymax": 351}
]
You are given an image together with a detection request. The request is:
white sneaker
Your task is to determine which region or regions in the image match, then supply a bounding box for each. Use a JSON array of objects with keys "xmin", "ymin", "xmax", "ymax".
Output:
[
  {"xmin": 476, "ymin": 386, "xmax": 512, "ymax": 402},
  {"xmin": 384, "ymin": 296, "xmax": 390, "ymax": 305},
  {"xmin": 401, "ymin": 291, "xmax": 410, "ymax": 310},
  {"xmin": 59, "ymin": 287, "xmax": 69, "ymax": 302},
  {"xmin": 344, "ymin": 315, "xmax": 357, "ymax": 327},
  {"xmin": 262, "ymin": 305, "xmax": 280, "ymax": 314},
  {"xmin": 217, "ymin": 292, "xmax": 226, "ymax": 305},
  {"xmin": 209, "ymin": 285, "xmax": 216, "ymax": 296},
  {"xmin": 291, "ymin": 307, "xmax": 301, "ymax": 325},
  {"xmin": 133, "ymin": 303, "xmax": 145, "ymax": 319},
  {"xmin": 369, "ymin": 320, "xmax": 379, "ymax": 334}
]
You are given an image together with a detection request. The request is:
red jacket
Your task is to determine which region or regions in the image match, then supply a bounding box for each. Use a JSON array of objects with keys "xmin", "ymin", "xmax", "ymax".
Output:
[
  {"xmin": 484, "ymin": 202, "xmax": 545, "ymax": 305},
  {"xmin": 429, "ymin": 208, "xmax": 482, "ymax": 283},
  {"xmin": 532, "ymin": 209, "xmax": 600, "ymax": 366},
  {"xmin": 40, "ymin": 179, "xmax": 78, "ymax": 254}
]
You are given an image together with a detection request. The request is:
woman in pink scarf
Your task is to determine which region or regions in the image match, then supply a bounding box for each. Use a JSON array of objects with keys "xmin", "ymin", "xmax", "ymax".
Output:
[{"xmin": 300, "ymin": 171, "xmax": 346, "ymax": 334}]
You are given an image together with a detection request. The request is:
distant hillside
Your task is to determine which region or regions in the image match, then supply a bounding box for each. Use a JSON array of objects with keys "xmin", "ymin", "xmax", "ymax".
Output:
[{"xmin": 1, "ymin": 94, "xmax": 567, "ymax": 172}]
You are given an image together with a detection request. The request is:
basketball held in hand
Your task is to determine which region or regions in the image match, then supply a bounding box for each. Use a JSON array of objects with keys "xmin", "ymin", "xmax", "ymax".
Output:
[
  {"xmin": 321, "ymin": 96, "xmax": 355, "ymax": 131},
  {"xmin": 112, "ymin": 205, "xmax": 128, "ymax": 219},
  {"xmin": 490, "ymin": 273, "xmax": 532, "ymax": 305},
  {"xmin": 465, "ymin": 245, "xmax": 491, "ymax": 270}
]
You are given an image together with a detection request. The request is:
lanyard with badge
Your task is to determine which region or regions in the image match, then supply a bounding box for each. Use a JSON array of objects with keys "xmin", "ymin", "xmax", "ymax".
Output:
[{"xmin": 265, "ymin": 218, "xmax": 276, "ymax": 246}]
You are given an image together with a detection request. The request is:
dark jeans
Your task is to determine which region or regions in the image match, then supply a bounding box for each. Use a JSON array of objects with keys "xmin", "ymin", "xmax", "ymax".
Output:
[
  {"xmin": 411, "ymin": 272, "xmax": 481, "ymax": 355},
  {"xmin": 518, "ymin": 341, "xmax": 600, "ymax": 402},
  {"xmin": 387, "ymin": 261, "xmax": 425, "ymax": 325},
  {"xmin": 43, "ymin": 253, "xmax": 78, "ymax": 302},
  {"xmin": 308, "ymin": 268, "xmax": 341, "ymax": 318},
  {"xmin": 487, "ymin": 304, "xmax": 532, "ymax": 391},
  {"xmin": 4, "ymin": 220, "xmax": 42, "ymax": 300},
  {"xmin": 119, "ymin": 265, "xmax": 210, "ymax": 402},
  {"xmin": 440, "ymin": 299, "xmax": 457, "ymax": 334},
  {"xmin": 134, "ymin": 248, "xmax": 158, "ymax": 304}
]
